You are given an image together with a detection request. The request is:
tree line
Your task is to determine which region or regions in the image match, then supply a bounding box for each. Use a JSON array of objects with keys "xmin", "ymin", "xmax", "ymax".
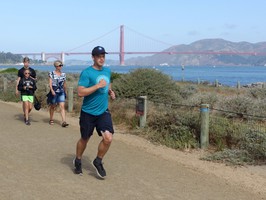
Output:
[{"xmin": 0, "ymin": 52, "xmax": 23, "ymax": 64}]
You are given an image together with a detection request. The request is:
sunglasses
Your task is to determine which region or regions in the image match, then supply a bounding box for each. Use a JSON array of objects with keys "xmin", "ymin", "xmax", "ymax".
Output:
[
  {"xmin": 58, "ymin": 64, "xmax": 63, "ymax": 67},
  {"xmin": 24, "ymin": 73, "xmax": 30, "ymax": 74}
]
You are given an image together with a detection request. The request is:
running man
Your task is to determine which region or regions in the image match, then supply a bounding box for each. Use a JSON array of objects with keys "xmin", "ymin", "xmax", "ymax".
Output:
[{"xmin": 73, "ymin": 46, "xmax": 116, "ymax": 179}]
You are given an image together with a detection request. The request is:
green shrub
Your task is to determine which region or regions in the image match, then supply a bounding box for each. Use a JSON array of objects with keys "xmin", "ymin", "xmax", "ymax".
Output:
[
  {"xmin": 112, "ymin": 68, "xmax": 180, "ymax": 103},
  {"xmin": 111, "ymin": 72, "xmax": 121, "ymax": 82},
  {"xmin": 209, "ymin": 117, "xmax": 245, "ymax": 150},
  {"xmin": 0, "ymin": 68, "xmax": 18, "ymax": 74},
  {"xmin": 147, "ymin": 110, "xmax": 199, "ymax": 149},
  {"xmin": 179, "ymin": 84, "xmax": 198, "ymax": 99},
  {"xmin": 249, "ymin": 88, "xmax": 266, "ymax": 99},
  {"xmin": 241, "ymin": 130, "xmax": 266, "ymax": 162},
  {"xmin": 218, "ymin": 95, "xmax": 254, "ymax": 118},
  {"xmin": 109, "ymin": 98, "xmax": 139, "ymax": 129},
  {"xmin": 184, "ymin": 92, "xmax": 218, "ymax": 108},
  {"xmin": 202, "ymin": 149, "xmax": 253, "ymax": 165}
]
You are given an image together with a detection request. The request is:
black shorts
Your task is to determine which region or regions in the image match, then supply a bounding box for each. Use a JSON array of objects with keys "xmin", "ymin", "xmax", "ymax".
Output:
[{"xmin": 79, "ymin": 110, "xmax": 114, "ymax": 140}]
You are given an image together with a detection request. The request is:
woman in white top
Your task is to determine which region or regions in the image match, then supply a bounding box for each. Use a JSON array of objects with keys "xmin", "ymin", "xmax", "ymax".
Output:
[{"xmin": 48, "ymin": 60, "xmax": 69, "ymax": 127}]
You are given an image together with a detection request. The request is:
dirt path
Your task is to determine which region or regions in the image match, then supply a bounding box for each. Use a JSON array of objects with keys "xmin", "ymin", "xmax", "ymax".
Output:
[{"xmin": 0, "ymin": 101, "xmax": 265, "ymax": 200}]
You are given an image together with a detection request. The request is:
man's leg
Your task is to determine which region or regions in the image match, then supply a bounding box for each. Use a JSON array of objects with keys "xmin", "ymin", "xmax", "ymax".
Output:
[
  {"xmin": 76, "ymin": 137, "xmax": 89, "ymax": 159},
  {"xmin": 97, "ymin": 131, "xmax": 113, "ymax": 159},
  {"xmin": 92, "ymin": 131, "xmax": 113, "ymax": 178},
  {"xmin": 73, "ymin": 138, "xmax": 89, "ymax": 175},
  {"xmin": 74, "ymin": 110, "xmax": 94, "ymax": 175}
]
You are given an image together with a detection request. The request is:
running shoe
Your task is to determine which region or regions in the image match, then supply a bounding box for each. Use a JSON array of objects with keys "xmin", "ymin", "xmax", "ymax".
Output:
[
  {"xmin": 92, "ymin": 159, "xmax": 106, "ymax": 179},
  {"xmin": 73, "ymin": 158, "xmax": 83, "ymax": 175}
]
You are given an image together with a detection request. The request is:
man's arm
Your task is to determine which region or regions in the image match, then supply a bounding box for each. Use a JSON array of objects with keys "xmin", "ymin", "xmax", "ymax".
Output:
[
  {"xmin": 108, "ymin": 84, "xmax": 116, "ymax": 100},
  {"xmin": 78, "ymin": 79, "xmax": 106, "ymax": 97}
]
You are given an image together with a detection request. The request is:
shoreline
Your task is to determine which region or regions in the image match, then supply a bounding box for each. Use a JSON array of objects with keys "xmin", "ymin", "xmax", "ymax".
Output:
[{"xmin": 1, "ymin": 65, "xmax": 266, "ymax": 87}]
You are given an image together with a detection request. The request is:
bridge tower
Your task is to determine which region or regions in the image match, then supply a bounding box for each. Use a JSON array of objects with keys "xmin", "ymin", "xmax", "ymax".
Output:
[
  {"xmin": 41, "ymin": 52, "xmax": 46, "ymax": 62},
  {"xmin": 61, "ymin": 52, "xmax": 65, "ymax": 63},
  {"xmin": 119, "ymin": 25, "xmax": 125, "ymax": 66}
]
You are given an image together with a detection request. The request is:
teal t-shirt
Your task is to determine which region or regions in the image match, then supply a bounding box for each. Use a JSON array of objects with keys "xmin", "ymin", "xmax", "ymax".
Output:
[{"xmin": 78, "ymin": 66, "xmax": 111, "ymax": 116}]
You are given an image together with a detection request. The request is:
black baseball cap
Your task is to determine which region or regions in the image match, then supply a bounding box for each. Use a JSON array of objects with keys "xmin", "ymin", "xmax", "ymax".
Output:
[{"xmin": 92, "ymin": 46, "xmax": 108, "ymax": 56}]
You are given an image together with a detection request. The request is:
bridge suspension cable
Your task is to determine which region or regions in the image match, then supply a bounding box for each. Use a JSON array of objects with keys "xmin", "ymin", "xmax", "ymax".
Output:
[
  {"xmin": 124, "ymin": 25, "xmax": 174, "ymax": 47},
  {"xmin": 65, "ymin": 26, "xmax": 120, "ymax": 53}
]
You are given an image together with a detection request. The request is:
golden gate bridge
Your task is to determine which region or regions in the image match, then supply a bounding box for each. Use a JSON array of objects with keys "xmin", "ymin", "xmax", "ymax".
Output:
[{"xmin": 14, "ymin": 25, "xmax": 266, "ymax": 65}]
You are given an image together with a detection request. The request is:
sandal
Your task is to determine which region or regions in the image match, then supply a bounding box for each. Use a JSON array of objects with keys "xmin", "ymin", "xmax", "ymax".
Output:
[
  {"xmin": 62, "ymin": 122, "xmax": 69, "ymax": 127},
  {"xmin": 49, "ymin": 120, "xmax": 54, "ymax": 125}
]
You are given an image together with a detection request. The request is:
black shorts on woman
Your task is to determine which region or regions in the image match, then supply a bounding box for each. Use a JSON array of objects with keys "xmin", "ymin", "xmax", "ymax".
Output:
[{"xmin": 79, "ymin": 109, "xmax": 114, "ymax": 140}]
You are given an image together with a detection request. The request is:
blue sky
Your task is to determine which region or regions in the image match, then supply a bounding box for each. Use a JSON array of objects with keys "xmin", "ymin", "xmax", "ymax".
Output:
[{"xmin": 1, "ymin": 0, "xmax": 266, "ymax": 59}]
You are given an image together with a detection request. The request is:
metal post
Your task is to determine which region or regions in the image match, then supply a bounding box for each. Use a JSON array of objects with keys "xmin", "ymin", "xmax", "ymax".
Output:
[
  {"xmin": 68, "ymin": 87, "xmax": 73, "ymax": 112},
  {"xmin": 139, "ymin": 96, "xmax": 147, "ymax": 128},
  {"xmin": 200, "ymin": 104, "xmax": 209, "ymax": 148}
]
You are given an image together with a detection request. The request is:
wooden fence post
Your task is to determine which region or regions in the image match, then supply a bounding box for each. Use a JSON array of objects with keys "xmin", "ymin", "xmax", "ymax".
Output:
[
  {"xmin": 3, "ymin": 78, "xmax": 7, "ymax": 92},
  {"xmin": 215, "ymin": 79, "xmax": 219, "ymax": 87},
  {"xmin": 200, "ymin": 104, "xmax": 209, "ymax": 148},
  {"xmin": 68, "ymin": 87, "xmax": 73, "ymax": 112},
  {"xmin": 197, "ymin": 78, "xmax": 200, "ymax": 85},
  {"xmin": 237, "ymin": 81, "xmax": 241, "ymax": 89}
]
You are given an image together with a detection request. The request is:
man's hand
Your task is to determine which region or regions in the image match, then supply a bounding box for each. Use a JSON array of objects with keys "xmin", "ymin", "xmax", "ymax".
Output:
[
  {"xmin": 108, "ymin": 89, "xmax": 116, "ymax": 100},
  {"xmin": 97, "ymin": 79, "xmax": 107, "ymax": 89}
]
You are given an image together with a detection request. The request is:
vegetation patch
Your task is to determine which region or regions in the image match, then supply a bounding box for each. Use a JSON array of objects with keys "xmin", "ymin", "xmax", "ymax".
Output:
[{"xmin": 0, "ymin": 69, "xmax": 266, "ymax": 166}]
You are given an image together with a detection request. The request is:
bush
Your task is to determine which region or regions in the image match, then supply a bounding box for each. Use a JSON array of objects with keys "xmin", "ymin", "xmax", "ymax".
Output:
[
  {"xmin": 109, "ymin": 98, "xmax": 139, "ymax": 129},
  {"xmin": 241, "ymin": 130, "xmax": 266, "ymax": 162},
  {"xmin": 147, "ymin": 109, "xmax": 199, "ymax": 149},
  {"xmin": 183, "ymin": 92, "xmax": 218, "ymax": 108},
  {"xmin": 202, "ymin": 149, "xmax": 253, "ymax": 165},
  {"xmin": 218, "ymin": 95, "xmax": 254, "ymax": 118},
  {"xmin": 112, "ymin": 68, "xmax": 180, "ymax": 103},
  {"xmin": 178, "ymin": 84, "xmax": 198, "ymax": 99},
  {"xmin": 209, "ymin": 117, "xmax": 245, "ymax": 150},
  {"xmin": 202, "ymin": 129, "xmax": 266, "ymax": 165},
  {"xmin": 0, "ymin": 68, "xmax": 18, "ymax": 74},
  {"xmin": 249, "ymin": 88, "xmax": 266, "ymax": 99}
]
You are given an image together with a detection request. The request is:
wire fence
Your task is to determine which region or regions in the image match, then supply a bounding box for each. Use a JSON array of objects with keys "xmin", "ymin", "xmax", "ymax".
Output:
[{"xmin": 145, "ymin": 98, "xmax": 266, "ymax": 135}]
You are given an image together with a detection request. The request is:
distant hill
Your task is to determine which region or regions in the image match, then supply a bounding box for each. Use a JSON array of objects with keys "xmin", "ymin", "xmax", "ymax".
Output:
[{"xmin": 125, "ymin": 39, "xmax": 266, "ymax": 66}]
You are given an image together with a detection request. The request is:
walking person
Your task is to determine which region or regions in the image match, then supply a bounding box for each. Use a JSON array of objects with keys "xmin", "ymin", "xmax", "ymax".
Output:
[
  {"xmin": 17, "ymin": 69, "xmax": 37, "ymax": 125},
  {"xmin": 73, "ymin": 46, "xmax": 116, "ymax": 178},
  {"xmin": 16, "ymin": 57, "xmax": 37, "ymax": 120},
  {"xmin": 48, "ymin": 60, "xmax": 69, "ymax": 127}
]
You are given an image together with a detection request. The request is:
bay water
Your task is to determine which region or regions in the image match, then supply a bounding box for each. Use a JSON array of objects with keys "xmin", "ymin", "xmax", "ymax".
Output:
[{"xmin": 1, "ymin": 65, "xmax": 266, "ymax": 87}]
